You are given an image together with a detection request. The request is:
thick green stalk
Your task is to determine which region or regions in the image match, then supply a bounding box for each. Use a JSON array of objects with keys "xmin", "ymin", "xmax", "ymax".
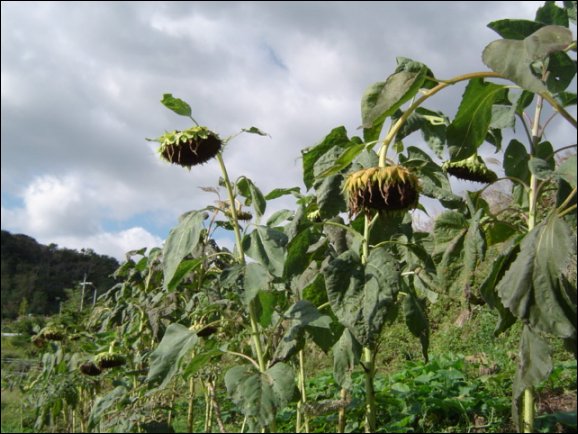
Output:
[
  {"xmin": 203, "ymin": 383, "xmax": 212, "ymax": 433},
  {"xmin": 337, "ymin": 388, "xmax": 347, "ymax": 433},
  {"xmin": 216, "ymin": 152, "xmax": 266, "ymax": 373},
  {"xmin": 361, "ymin": 216, "xmax": 377, "ymax": 433},
  {"xmin": 216, "ymin": 152, "xmax": 245, "ymax": 262},
  {"xmin": 187, "ymin": 377, "xmax": 195, "ymax": 433},
  {"xmin": 523, "ymin": 387, "xmax": 535, "ymax": 433},
  {"xmin": 297, "ymin": 350, "xmax": 310, "ymax": 433},
  {"xmin": 363, "ymin": 347, "xmax": 376, "ymax": 433},
  {"xmin": 520, "ymin": 89, "xmax": 545, "ymax": 433}
]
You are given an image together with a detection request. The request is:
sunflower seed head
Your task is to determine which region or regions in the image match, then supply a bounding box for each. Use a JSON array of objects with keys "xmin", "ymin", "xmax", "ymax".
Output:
[{"xmin": 442, "ymin": 154, "xmax": 498, "ymax": 183}]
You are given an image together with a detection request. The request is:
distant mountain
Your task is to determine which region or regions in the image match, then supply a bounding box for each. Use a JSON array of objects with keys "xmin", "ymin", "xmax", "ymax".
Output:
[{"xmin": 1, "ymin": 230, "xmax": 119, "ymax": 319}]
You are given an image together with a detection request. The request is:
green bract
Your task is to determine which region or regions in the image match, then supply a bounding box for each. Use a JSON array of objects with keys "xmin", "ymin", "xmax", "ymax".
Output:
[
  {"xmin": 155, "ymin": 126, "xmax": 222, "ymax": 169},
  {"xmin": 344, "ymin": 165, "xmax": 420, "ymax": 216},
  {"xmin": 442, "ymin": 154, "xmax": 498, "ymax": 183}
]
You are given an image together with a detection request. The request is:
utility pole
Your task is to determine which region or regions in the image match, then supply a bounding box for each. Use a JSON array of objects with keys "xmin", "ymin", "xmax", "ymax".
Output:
[{"xmin": 79, "ymin": 274, "xmax": 93, "ymax": 312}]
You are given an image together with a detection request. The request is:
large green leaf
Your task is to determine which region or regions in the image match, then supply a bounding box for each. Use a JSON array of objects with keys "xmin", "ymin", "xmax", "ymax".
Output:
[
  {"xmin": 512, "ymin": 325, "xmax": 552, "ymax": 431},
  {"xmin": 361, "ymin": 69, "xmax": 427, "ymax": 126},
  {"xmin": 265, "ymin": 187, "xmax": 301, "ymax": 201},
  {"xmin": 361, "ymin": 63, "xmax": 428, "ymax": 140},
  {"xmin": 315, "ymin": 175, "xmax": 347, "ymax": 219},
  {"xmin": 313, "ymin": 145, "xmax": 348, "ymax": 218},
  {"xmin": 395, "ymin": 108, "xmax": 448, "ymax": 158},
  {"xmin": 323, "ymin": 218, "xmax": 350, "ymax": 255},
  {"xmin": 302, "ymin": 127, "xmax": 350, "ymax": 190},
  {"xmin": 266, "ymin": 209, "xmax": 294, "ymax": 227},
  {"xmin": 225, "ymin": 362, "xmax": 297, "ymax": 431},
  {"xmin": 478, "ymin": 239, "xmax": 520, "ymax": 335},
  {"xmin": 487, "ymin": 19, "xmax": 544, "ymax": 39},
  {"xmin": 284, "ymin": 226, "xmax": 321, "ymax": 280},
  {"xmin": 237, "ymin": 177, "xmax": 266, "ymax": 217},
  {"xmin": 402, "ymin": 287, "xmax": 429, "ymax": 362},
  {"xmin": 462, "ymin": 210, "xmax": 486, "ymax": 290},
  {"xmin": 88, "ymin": 386, "xmax": 128, "ymax": 431},
  {"xmin": 529, "ymin": 157, "xmax": 555, "ymax": 180},
  {"xmin": 490, "ymin": 90, "xmax": 522, "ymax": 130},
  {"xmin": 546, "ymin": 52, "xmax": 576, "ymax": 93},
  {"xmin": 244, "ymin": 263, "xmax": 272, "ymax": 305},
  {"xmin": 272, "ymin": 301, "xmax": 336, "ymax": 363},
  {"xmin": 503, "ymin": 139, "xmax": 530, "ymax": 185},
  {"xmin": 524, "ymin": 25, "xmax": 574, "ymax": 60},
  {"xmin": 323, "ymin": 248, "xmax": 400, "ymax": 347},
  {"xmin": 256, "ymin": 290, "xmax": 277, "ymax": 327},
  {"xmin": 432, "ymin": 209, "xmax": 485, "ymax": 294},
  {"xmin": 564, "ymin": 0, "xmax": 577, "ymax": 24},
  {"xmin": 483, "ymin": 44, "xmax": 544, "ymax": 94},
  {"xmin": 167, "ymin": 258, "xmax": 202, "ymax": 291},
  {"xmin": 147, "ymin": 323, "xmax": 199, "ymax": 388},
  {"xmin": 161, "ymin": 93, "xmax": 192, "ymax": 117},
  {"xmin": 242, "ymin": 226, "xmax": 287, "ymax": 277},
  {"xmin": 333, "ymin": 328, "xmax": 362, "ymax": 390},
  {"xmin": 399, "ymin": 147, "xmax": 462, "ymax": 208},
  {"xmin": 433, "ymin": 211, "xmax": 467, "ymax": 293},
  {"xmin": 536, "ymin": 1, "xmax": 570, "ymax": 26},
  {"xmin": 496, "ymin": 214, "xmax": 576, "ymax": 338},
  {"xmin": 483, "ymin": 25, "xmax": 573, "ymax": 94},
  {"xmin": 182, "ymin": 348, "xmax": 223, "ymax": 379},
  {"xmin": 318, "ymin": 141, "xmax": 367, "ymax": 178},
  {"xmin": 558, "ymin": 154, "xmax": 577, "ymax": 188},
  {"xmin": 162, "ymin": 211, "xmax": 206, "ymax": 290},
  {"xmin": 447, "ymin": 79, "xmax": 505, "ymax": 160}
]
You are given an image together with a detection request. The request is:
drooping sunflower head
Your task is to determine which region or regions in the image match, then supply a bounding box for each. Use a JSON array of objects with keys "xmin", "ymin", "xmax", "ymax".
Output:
[
  {"xmin": 442, "ymin": 154, "xmax": 497, "ymax": 183},
  {"xmin": 156, "ymin": 126, "xmax": 222, "ymax": 168},
  {"xmin": 344, "ymin": 165, "xmax": 420, "ymax": 217},
  {"xmin": 95, "ymin": 352, "xmax": 127, "ymax": 369},
  {"xmin": 80, "ymin": 361, "xmax": 102, "ymax": 376},
  {"xmin": 40, "ymin": 327, "xmax": 65, "ymax": 341},
  {"xmin": 31, "ymin": 334, "xmax": 46, "ymax": 348}
]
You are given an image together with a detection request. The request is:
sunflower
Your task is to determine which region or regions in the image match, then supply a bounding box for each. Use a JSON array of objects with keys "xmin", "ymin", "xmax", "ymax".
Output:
[
  {"xmin": 80, "ymin": 361, "xmax": 102, "ymax": 376},
  {"xmin": 156, "ymin": 126, "xmax": 222, "ymax": 168},
  {"xmin": 40, "ymin": 327, "xmax": 65, "ymax": 341},
  {"xmin": 95, "ymin": 352, "xmax": 127, "ymax": 369},
  {"xmin": 442, "ymin": 154, "xmax": 497, "ymax": 183},
  {"xmin": 344, "ymin": 165, "xmax": 420, "ymax": 217}
]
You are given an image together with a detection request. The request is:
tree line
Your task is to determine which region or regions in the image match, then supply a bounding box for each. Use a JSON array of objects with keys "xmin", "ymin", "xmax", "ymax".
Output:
[{"xmin": 1, "ymin": 230, "xmax": 119, "ymax": 319}]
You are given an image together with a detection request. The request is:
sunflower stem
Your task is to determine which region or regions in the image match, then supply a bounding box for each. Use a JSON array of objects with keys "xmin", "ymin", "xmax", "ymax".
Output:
[
  {"xmin": 297, "ymin": 350, "xmax": 310, "ymax": 433},
  {"xmin": 361, "ymin": 215, "xmax": 377, "ymax": 433},
  {"xmin": 520, "ymin": 80, "xmax": 546, "ymax": 434},
  {"xmin": 215, "ymin": 152, "xmax": 267, "ymax": 375}
]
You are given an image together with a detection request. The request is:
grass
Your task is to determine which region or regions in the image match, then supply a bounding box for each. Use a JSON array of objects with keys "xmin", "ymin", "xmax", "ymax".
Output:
[{"xmin": 0, "ymin": 389, "xmax": 34, "ymax": 433}]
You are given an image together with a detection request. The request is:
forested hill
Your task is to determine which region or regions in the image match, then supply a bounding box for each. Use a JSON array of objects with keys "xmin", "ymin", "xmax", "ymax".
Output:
[{"xmin": 1, "ymin": 230, "xmax": 119, "ymax": 319}]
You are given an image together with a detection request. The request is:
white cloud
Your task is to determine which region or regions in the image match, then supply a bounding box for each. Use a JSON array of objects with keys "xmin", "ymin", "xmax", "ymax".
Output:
[
  {"xmin": 1, "ymin": 174, "xmax": 164, "ymax": 259},
  {"xmin": 4, "ymin": 175, "xmax": 99, "ymax": 237},
  {"xmin": 1, "ymin": 1, "xmax": 574, "ymax": 262},
  {"xmin": 58, "ymin": 227, "xmax": 163, "ymax": 261}
]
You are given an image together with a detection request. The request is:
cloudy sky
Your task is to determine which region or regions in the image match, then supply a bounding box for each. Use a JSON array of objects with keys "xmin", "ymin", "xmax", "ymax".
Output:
[{"xmin": 1, "ymin": 1, "xmax": 573, "ymax": 260}]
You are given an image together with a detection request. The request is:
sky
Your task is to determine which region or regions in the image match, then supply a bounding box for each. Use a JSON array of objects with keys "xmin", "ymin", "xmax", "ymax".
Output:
[{"xmin": 1, "ymin": 1, "xmax": 575, "ymax": 260}]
